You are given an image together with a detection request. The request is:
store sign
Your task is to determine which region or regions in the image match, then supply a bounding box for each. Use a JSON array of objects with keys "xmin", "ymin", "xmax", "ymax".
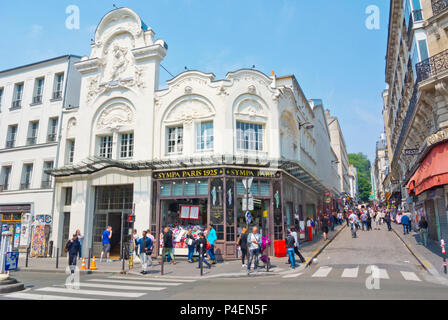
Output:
[
  {"xmin": 153, "ymin": 168, "xmax": 223, "ymax": 179},
  {"xmin": 404, "ymin": 149, "xmax": 420, "ymax": 156},
  {"xmin": 0, "ymin": 205, "xmax": 31, "ymax": 213},
  {"xmin": 225, "ymin": 168, "xmax": 280, "ymax": 178}
]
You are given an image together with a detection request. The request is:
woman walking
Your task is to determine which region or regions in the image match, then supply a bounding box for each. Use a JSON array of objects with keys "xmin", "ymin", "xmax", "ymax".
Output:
[
  {"xmin": 186, "ymin": 229, "xmax": 196, "ymax": 263},
  {"xmin": 237, "ymin": 228, "xmax": 249, "ymax": 268},
  {"xmin": 419, "ymin": 217, "xmax": 429, "ymax": 247}
]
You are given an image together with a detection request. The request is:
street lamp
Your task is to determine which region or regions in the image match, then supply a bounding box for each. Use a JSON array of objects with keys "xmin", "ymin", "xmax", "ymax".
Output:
[{"xmin": 298, "ymin": 121, "xmax": 314, "ymax": 130}]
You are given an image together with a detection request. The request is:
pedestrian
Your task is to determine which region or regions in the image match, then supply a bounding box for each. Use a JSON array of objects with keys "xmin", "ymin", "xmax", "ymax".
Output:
[
  {"xmin": 247, "ymin": 226, "xmax": 262, "ymax": 275},
  {"xmin": 401, "ymin": 214, "xmax": 410, "ymax": 235},
  {"xmin": 285, "ymin": 231, "xmax": 297, "ymax": 269},
  {"xmin": 66, "ymin": 233, "xmax": 81, "ymax": 274},
  {"xmin": 330, "ymin": 213, "xmax": 336, "ymax": 232},
  {"xmin": 360, "ymin": 211, "xmax": 368, "ymax": 231},
  {"xmin": 345, "ymin": 211, "xmax": 350, "ymax": 227},
  {"xmin": 207, "ymin": 225, "xmax": 217, "ymax": 264},
  {"xmin": 290, "ymin": 226, "xmax": 306, "ymax": 263},
  {"xmin": 196, "ymin": 232, "xmax": 211, "ymax": 269},
  {"xmin": 100, "ymin": 226, "xmax": 112, "ymax": 263},
  {"xmin": 367, "ymin": 214, "xmax": 372, "ymax": 231},
  {"xmin": 162, "ymin": 226, "xmax": 176, "ymax": 264},
  {"xmin": 418, "ymin": 217, "xmax": 429, "ymax": 247},
  {"xmin": 186, "ymin": 228, "xmax": 196, "ymax": 263},
  {"xmin": 320, "ymin": 214, "xmax": 330, "ymax": 241},
  {"xmin": 349, "ymin": 216, "xmax": 357, "ymax": 238},
  {"xmin": 132, "ymin": 229, "xmax": 139, "ymax": 259},
  {"xmin": 337, "ymin": 212, "xmax": 343, "ymax": 225},
  {"xmin": 385, "ymin": 212, "xmax": 392, "ymax": 231},
  {"xmin": 75, "ymin": 229, "xmax": 83, "ymax": 259},
  {"xmin": 237, "ymin": 227, "xmax": 249, "ymax": 268},
  {"xmin": 375, "ymin": 212, "xmax": 381, "ymax": 230},
  {"xmin": 135, "ymin": 230, "xmax": 153, "ymax": 275}
]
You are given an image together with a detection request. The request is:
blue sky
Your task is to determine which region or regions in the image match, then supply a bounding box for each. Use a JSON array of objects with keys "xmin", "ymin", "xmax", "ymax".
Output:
[{"xmin": 0, "ymin": 0, "xmax": 389, "ymax": 162}]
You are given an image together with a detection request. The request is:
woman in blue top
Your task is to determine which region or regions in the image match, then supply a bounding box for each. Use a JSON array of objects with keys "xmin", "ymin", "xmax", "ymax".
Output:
[{"xmin": 207, "ymin": 225, "xmax": 217, "ymax": 264}]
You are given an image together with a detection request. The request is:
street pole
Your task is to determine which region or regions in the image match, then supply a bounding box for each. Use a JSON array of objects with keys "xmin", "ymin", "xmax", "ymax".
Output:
[
  {"xmin": 442, "ymin": 239, "xmax": 447, "ymax": 274},
  {"xmin": 121, "ymin": 242, "xmax": 126, "ymax": 274},
  {"xmin": 56, "ymin": 248, "xmax": 59, "ymax": 269},
  {"xmin": 200, "ymin": 243, "xmax": 203, "ymax": 277},
  {"xmin": 161, "ymin": 250, "xmax": 164, "ymax": 276},
  {"xmin": 88, "ymin": 248, "xmax": 91, "ymax": 270},
  {"xmin": 246, "ymin": 178, "xmax": 249, "ymax": 230},
  {"xmin": 25, "ymin": 245, "xmax": 30, "ymax": 268}
]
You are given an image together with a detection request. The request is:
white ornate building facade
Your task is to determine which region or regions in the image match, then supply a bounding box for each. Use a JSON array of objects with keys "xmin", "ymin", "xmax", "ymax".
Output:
[{"xmin": 0, "ymin": 8, "xmax": 346, "ymax": 259}]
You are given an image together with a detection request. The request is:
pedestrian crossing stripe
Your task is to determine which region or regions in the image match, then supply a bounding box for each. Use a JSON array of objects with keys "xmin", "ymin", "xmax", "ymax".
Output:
[
  {"xmin": 282, "ymin": 272, "xmax": 303, "ymax": 278},
  {"xmin": 66, "ymin": 282, "xmax": 166, "ymax": 291},
  {"xmin": 341, "ymin": 267, "xmax": 359, "ymax": 278},
  {"xmin": 109, "ymin": 276, "xmax": 197, "ymax": 283},
  {"xmin": 364, "ymin": 266, "xmax": 390, "ymax": 279},
  {"xmin": 400, "ymin": 271, "xmax": 421, "ymax": 282},
  {"xmin": 312, "ymin": 267, "xmax": 332, "ymax": 278},
  {"xmin": 3, "ymin": 292, "xmax": 95, "ymax": 300},
  {"xmin": 35, "ymin": 287, "xmax": 146, "ymax": 298},
  {"xmin": 88, "ymin": 279, "xmax": 182, "ymax": 286}
]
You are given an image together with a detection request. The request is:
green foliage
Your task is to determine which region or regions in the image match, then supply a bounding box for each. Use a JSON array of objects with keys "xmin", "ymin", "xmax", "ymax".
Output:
[{"xmin": 348, "ymin": 153, "xmax": 372, "ymax": 202}]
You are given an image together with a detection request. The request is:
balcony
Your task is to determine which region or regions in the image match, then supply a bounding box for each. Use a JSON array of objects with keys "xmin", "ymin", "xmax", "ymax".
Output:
[
  {"xmin": 47, "ymin": 133, "xmax": 57, "ymax": 142},
  {"xmin": 27, "ymin": 137, "xmax": 37, "ymax": 146},
  {"xmin": 20, "ymin": 183, "xmax": 31, "ymax": 190},
  {"xmin": 52, "ymin": 91, "xmax": 62, "ymax": 100},
  {"xmin": 32, "ymin": 95, "xmax": 42, "ymax": 104},
  {"xmin": 10, "ymin": 100, "xmax": 21, "ymax": 110},
  {"xmin": 6, "ymin": 140, "xmax": 15, "ymax": 149},
  {"xmin": 41, "ymin": 180, "xmax": 52, "ymax": 189},
  {"xmin": 416, "ymin": 49, "xmax": 448, "ymax": 82},
  {"xmin": 432, "ymin": 0, "xmax": 448, "ymax": 16}
]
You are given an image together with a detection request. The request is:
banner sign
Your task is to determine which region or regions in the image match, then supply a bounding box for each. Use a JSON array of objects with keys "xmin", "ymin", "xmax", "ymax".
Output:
[
  {"xmin": 153, "ymin": 168, "xmax": 223, "ymax": 179},
  {"xmin": 5, "ymin": 252, "xmax": 19, "ymax": 271}
]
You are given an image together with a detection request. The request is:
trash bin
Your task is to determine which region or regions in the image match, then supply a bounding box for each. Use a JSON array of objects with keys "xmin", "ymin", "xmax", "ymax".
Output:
[{"xmin": 274, "ymin": 240, "xmax": 286, "ymax": 258}]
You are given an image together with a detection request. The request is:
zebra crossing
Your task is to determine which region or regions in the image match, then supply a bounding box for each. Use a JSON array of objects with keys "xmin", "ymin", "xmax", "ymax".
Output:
[
  {"xmin": 282, "ymin": 266, "xmax": 426, "ymax": 283},
  {"xmin": 1, "ymin": 275, "xmax": 197, "ymax": 300}
]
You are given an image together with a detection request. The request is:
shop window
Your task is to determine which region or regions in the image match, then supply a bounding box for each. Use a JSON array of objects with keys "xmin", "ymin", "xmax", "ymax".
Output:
[
  {"xmin": 236, "ymin": 180, "xmax": 246, "ymax": 195},
  {"xmin": 250, "ymin": 182, "xmax": 259, "ymax": 196},
  {"xmin": 197, "ymin": 180, "xmax": 208, "ymax": 196},
  {"xmin": 93, "ymin": 214, "xmax": 106, "ymax": 243},
  {"xmin": 160, "ymin": 182, "xmax": 171, "ymax": 197},
  {"xmin": 260, "ymin": 181, "xmax": 270, "ymax": 196},
  {"xmin": 274, "ymin": 225, "xmax": 283, "ymax": 241},
  {"xmin": 216, "ymin": 225, "xmax": 224, "ymax": 240},
  {"xmin": 172, "ymin": 182, "xmax": 183, "ymax": 196},
  {"xmin": 184, "ymin": 181, "xmax": 196, "ymax": 196}
]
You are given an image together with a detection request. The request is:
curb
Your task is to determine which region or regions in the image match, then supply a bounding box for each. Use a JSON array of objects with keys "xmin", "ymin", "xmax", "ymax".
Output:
[
  {"xmin": 391, "ymin": 226, "xmax": 432, "ymax": 273},
  {"xmin": 305, "ymin": 225, "xmax": 347, "ymax": 268},
  {"xmin": 0, "ymin": 279, "xmax": 25, "ymax": 294}
]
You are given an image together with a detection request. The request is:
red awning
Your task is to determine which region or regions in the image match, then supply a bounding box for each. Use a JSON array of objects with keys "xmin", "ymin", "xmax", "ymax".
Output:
[{"xmin": 407, "ymin": 141, "xmax": 448, "ymax": 196}]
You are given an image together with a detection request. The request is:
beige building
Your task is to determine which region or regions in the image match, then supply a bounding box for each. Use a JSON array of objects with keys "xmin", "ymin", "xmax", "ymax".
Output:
[
  {"xmin": 325, "ymin": 110, "xmax": 350, "ymax": 196},
  {"xmin": 383, "ymin": 0, "xmax": 448, "ymax": 241}
]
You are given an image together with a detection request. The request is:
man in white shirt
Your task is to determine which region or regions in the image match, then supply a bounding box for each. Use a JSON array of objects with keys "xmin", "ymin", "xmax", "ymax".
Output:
[{"xmin": 290, "ymin": 226, "xmax": 306, "ymax": 264}]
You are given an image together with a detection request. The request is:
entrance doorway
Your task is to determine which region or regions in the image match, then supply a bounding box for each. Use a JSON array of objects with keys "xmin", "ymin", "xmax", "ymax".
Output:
[
  {"xmin": 237, "ymin": 199, "xmax": 270, "ymax": 238},
  {"xmin": 108, "ymin": 212, "xmax": 122, "ymax": 259}
]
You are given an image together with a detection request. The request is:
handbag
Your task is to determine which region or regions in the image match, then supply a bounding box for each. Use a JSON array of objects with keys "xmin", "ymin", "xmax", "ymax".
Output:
[{"xmin": 187, "ymin": 238, "xmax": 194, "ymax": 246}]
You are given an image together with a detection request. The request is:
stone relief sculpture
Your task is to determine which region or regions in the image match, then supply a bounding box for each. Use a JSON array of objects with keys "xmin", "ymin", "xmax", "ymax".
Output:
[{"xmin": 96, "ymin": 104, "xmax": 134, "ymax": 130}]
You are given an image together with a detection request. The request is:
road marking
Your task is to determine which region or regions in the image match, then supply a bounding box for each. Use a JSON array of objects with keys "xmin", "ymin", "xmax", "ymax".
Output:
[
  {"xmin": 75, "ymin": 283, "xmax": 166, "ymax": 291},
  {"xmin": 282, "ymin": 272, "xmax": 303, "ymax": 278},
  {"xmin": 400, "ymin": 271, "xmax": 421, "ymax": 282},
  {"xmin": 3, "ymin": 292, "xmax": 94, "ymax": 300},
  {"xmin": 109, "ymin": 276, "xmax": 196, "ymax": 283},
  {"xmin": 36, "ymin": 287, "xmax": 145, "ymax": 298},
  {"xmin": 312, "ymin": 267, "xmax": 332, "ymax": 278},
  {"xmin": 341, "ymin": 267, "xmax": 359, "ymax": 278},
  {"xmin": 88, "ymin": 279, "xmax": 181, "ymax": 286},
  {"xmin": 365, "ymin": 266, "xmax": 389, "ymax": 279}
]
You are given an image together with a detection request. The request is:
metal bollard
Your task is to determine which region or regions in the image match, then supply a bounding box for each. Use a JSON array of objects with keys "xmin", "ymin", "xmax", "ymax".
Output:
[
  {"xmin": 161, "ymin": 249, "xmax": 164, "ymax": 276},
  {"xmin": 88, "ymin": 248, "xmax": 91, "ymax": 270},
  {"xmin": 121, "ymin": 244, "xmax": 126, "ymax": 274},
  {"xmin": 200, "ymin": 244, "xmax": 204, "ymax": 277},
  {"xmin": 56, "ymin": 248, "xmax": 59, "ymax": 269},
  {"xmin": 25, "ymin": 246, "xmax": 30, "ymax": 268}
]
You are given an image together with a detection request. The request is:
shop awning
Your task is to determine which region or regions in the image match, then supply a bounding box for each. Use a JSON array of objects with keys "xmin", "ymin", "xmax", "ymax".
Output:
[{"xmin": 406, "ymin": 141, "xmax": 448, "ymax": 196}]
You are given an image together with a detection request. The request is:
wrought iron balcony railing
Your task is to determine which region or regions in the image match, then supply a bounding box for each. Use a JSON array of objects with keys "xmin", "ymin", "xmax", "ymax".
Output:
[
  {"xmin": 32, "ymin": 95, "xmax": 42, "ymax": 104},
  {"xmin": 432, "ymin": 0, "xmax": 448, "ymax": 16},
  {"xmin": 416, "ymin": 49, "xmax": 448, "ymax": 82},
  {"xmin": 47, "ymin": 133, "xmax": 57, "ymax": 142}
]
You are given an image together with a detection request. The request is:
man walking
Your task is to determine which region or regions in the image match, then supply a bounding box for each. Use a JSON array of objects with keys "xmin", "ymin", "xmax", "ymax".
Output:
[
  {"xmin": 247, "ymin": 226, "xmax": 261, "ymax": 275},
  {"xmin": 385, "ymin": 212, "xmax": 392, "ymax": 231},
  {"xmin": 207, "ymin": 225, "xmax": 217, "ymax": 264},
  {"xmin": 135, "ymin": 230, "xmax": 153, "ymax": 274},
  {"xmin": 419, "ymin": 217, "xmax": 429, "ymax": 247},
  {"xmin": 285, "ymin": 230, "xmax": 297, "ymax": 269},
  {"xmin": 360, "ymin": 211, "xmax": 368, "ymax": 231},
  {"xmin": 290, "ymin": 226, "xmax": 306, "ymax": 263},
  {"xmin": 196, "ymin": 232, "xmax": 211, "ymax": 269},
  {"xmin": 401, "ymin": 214, "xmax": 410, "ymax": 235},
  {"xmin": 101, "ymin": 226, "xmax": 112, "ymax": 263},
  {"xmin": 66, "ymin": 233, "xmax": 81, "ymax": 274},
  {"xmin": 162, "ymin": 227, "xmax": 176, "ymax": 264},
  {"xmin": 320, "ymin": 214, "xmax": 330, "ymax": 241}
]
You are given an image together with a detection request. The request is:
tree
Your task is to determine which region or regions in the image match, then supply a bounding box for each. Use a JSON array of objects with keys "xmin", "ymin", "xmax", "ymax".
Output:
[{"xmin": 348, "ymin": 153, "xmax": 372, "ymax": 203}]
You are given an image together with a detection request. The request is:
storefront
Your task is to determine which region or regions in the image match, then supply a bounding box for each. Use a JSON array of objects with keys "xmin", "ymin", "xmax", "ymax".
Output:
[
  {"xmin": 151, "ymin": 165, "xmax": 325, "ymax": 260},
  {"xmin": 0, "ymin": 205, "xmax": 31, "ymax": 252}
]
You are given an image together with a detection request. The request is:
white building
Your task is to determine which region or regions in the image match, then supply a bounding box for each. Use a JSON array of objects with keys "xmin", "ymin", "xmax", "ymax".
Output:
[
  {"xmin": 43, "ymin": 8, "xmax": 346, "ymax": 260},
  {"xmin": 0, "ymin": 55, "xmax": 81, "ymax": 254},
  {"xmin": 348, "ymin": 164, "xmax": 358, "ymax": 202}
]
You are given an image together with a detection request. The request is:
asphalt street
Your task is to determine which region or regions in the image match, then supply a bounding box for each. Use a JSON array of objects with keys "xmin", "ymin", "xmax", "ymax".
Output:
[{"xmin": 1, "ymin": 224, "xmax": 448, "ymax": 300}]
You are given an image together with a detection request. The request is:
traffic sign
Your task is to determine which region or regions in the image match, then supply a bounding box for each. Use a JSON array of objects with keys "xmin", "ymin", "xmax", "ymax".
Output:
[{"xmin": 404, "ymin": 149, "xmax": 420, "ymax": 156}]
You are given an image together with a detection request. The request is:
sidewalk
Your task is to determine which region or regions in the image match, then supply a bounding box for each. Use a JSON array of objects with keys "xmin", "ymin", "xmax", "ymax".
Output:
[
  {"xmin": 13, "ymin": 224, "xmax": 345, "ymax": 279},
  {"xmin": 391, "ymin": 222, "xmax": 448, "ymax": 282}
]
